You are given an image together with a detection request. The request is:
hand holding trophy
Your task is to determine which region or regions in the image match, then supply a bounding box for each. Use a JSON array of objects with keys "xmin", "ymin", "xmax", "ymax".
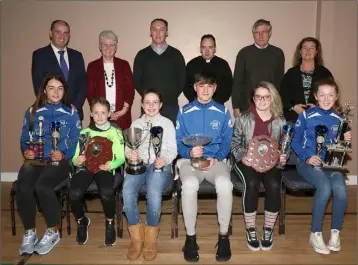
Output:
[
  {"xmin": 277, "ymin": 123, "xmax": 295, "ymax": 169},
  {"xmin": 182, "ymin": 134, "xmax": 212, "ymax": 170}
]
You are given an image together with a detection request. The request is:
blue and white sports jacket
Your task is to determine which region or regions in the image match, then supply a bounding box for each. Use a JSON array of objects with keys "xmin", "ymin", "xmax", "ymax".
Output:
[
  {"xmin": 20, "ymin": 103, "xmax": 81, "ymax": 160},
  {"xmin": 176, "ymin": 99, "xmax": 233, "ymax": 161},
  {"xmin": 291, "ymin": 106, "xmax": 343, "ymax": 162}
]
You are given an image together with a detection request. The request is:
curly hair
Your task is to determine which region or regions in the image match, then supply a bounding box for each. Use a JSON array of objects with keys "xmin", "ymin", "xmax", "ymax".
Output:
[{"xmin": 292, "ymin": 37, "xmax": 324, "ymax": 67}]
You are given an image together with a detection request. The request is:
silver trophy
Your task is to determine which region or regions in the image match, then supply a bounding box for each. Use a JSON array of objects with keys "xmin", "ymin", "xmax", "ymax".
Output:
[
  {"xmin": 123, "ymin": 127, "xmax": 149, "ymax": 175},
  {"xmin": 150, "ymin": 126, "xmax": 164, "ymax": 172},
  {"xmin": 75, "ymin": 132, "xmax": 90, "ymax": 172},
  {"xmin": 182, "ymin": 134, "xmax": 213, "ymax": 169},
  {"xmin": 35, "ymin": 116, "xmax": 45, "ymax": 161},
  {"xmin": 277, "ymin": 123, "xmax": 295, "ymax": 169},
  {"xmin": 50, "ymin": 121, "xmax": 62, "ymax": 165},
  {"xmin": 323, "ymin": 101, "xmax": 353, "ymax": 172}
]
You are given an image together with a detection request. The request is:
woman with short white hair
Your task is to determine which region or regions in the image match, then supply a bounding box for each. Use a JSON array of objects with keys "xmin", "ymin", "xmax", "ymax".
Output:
[{"xmin": 87, "ymin": 30, "xmax": 135, "ymax": 130}]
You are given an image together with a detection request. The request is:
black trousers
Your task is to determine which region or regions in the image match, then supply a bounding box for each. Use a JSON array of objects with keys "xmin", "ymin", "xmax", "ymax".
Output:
[
  {"xmin": 69, "ymin": 170, "xmax": 115, "ymax": 220},
  {"xmin": 16, "ymin": 161, "xmax": 70, "ymax": 229},
  {"xmin": 236, "ymin": 162, "xmax": 282, "ymax": 213},
  {"xmin": 160, "ymin": 103, "xmax": 179, "ymax": 125}
]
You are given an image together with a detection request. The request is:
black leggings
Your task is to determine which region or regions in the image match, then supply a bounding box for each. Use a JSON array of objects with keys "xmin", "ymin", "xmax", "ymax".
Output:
[
  {"xmin": 236, "ymin": 162, "xmax": 282, "ymax": 213},
  {"xmin": 16, "ymin": 161, "xmax": 70, "ymax": 230},
  {"xmin": 69, "ymin": 170, "xmax": 115, "ymax": 220}
]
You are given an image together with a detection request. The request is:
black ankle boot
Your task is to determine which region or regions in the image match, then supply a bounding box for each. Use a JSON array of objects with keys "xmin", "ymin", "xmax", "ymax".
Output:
[
  {"xmin": 182, "ymin": 234, "xmax": 199, "ymax": 262},
  {"xmin": 215, "ymin": 233, "xmax": 231, "ymax": 262}
]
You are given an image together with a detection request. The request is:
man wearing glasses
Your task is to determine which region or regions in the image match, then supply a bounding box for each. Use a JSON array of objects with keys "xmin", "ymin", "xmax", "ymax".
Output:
[{"xmin": 231, "ymin": 19, "xmax": 285, "ymax": 118}]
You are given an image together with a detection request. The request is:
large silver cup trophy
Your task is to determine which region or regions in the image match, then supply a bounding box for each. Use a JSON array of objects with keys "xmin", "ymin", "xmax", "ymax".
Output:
[
  {"xmin": 323, "ymin": 101, "xmax": 353, "ymax": 172},
  {"xmin": 182, "ymin": 134, "xmax": 213, "ymax": 170},
  {"xmin": 123, "ymin": 127, "xmax": 148, "ymax": 175}
]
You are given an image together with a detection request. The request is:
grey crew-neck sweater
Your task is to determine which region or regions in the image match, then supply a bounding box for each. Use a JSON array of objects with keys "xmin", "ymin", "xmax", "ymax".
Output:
[{"xmin": 231, "ymin": 44, "xmax": 285, "ymax": 111}]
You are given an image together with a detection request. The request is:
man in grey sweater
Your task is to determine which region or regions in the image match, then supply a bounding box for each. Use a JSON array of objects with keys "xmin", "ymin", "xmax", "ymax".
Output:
[{"xmin": 231, "ymin": 19, "xmax": 285, "ymax": 117}]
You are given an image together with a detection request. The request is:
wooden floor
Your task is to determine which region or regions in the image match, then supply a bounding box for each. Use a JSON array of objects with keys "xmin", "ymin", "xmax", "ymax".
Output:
[{"xmin": 1, "ymin": 182, "xmax": 356, "ymax": 264}]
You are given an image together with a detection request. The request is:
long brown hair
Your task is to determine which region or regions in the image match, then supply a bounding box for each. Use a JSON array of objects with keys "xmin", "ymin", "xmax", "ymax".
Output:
[
  {"xmin": 29, "ymin": 73, "xmax": 70, "ymax": 130},
  {"xmin": 292, "ymin": 37, "xmax": 324, "ymax": 67},
  {"xmin": 313, "ymin": 78, "xmax": 342, "ymax": 114}
]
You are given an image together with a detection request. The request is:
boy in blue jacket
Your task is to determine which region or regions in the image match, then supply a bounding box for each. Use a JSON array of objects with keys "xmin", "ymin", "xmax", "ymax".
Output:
[{"xmin": 176, "ymin": 70, "xmax": 233, "ymax": 262}]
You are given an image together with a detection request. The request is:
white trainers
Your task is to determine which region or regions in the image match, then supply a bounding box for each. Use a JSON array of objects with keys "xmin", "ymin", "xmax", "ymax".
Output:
[
  {"xmin": 309, "ymin": 232, "xmax": 330, "ymax": 254},
  {"xmin": 327, "ymin": 229, "xmax": 341, "ymax": 251}
]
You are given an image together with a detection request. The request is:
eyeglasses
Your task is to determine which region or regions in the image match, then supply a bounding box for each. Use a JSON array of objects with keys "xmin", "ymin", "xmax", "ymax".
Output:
[{"xmin": 253, "ymin": 95, "xmax": 271, "ymax": 101}]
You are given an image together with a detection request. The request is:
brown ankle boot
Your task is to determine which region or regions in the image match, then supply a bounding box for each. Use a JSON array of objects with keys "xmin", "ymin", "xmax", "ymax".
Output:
[
  {"xmin": 143, "ymin": 225, "xmax": 159, "ymax": 261},
  {"xmin": 127, "ymin": 223, "xmax": 144, "ymax": 260}
]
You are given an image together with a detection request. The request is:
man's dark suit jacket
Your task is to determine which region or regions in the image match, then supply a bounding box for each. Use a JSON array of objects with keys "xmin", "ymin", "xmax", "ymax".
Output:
[{"xmin": 31, "ymin": 44, "xmax": 87, "ymax": 120}]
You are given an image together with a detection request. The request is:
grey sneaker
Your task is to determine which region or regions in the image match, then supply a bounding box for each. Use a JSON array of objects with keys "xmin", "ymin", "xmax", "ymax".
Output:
[
  {"xmin": 34, "ymin": 229, "xmax": 60, "ymax": 255},
  {"xmin": 19, "ymin": 230, "xmax": 38, "ymax": 255}
]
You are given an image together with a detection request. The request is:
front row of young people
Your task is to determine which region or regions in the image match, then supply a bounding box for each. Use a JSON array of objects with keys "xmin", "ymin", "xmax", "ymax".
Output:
[{"xmin": 17, "ymin": 72, "xmax": 351, "ymax": 261}]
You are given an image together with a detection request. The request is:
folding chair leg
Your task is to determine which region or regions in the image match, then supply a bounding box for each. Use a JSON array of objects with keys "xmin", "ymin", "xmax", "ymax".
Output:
[
  {"xmin": 83, "ymin": 200, "xmax": 89, "ymax": 213},
  {"xmin": 66, "ymin": 190, "xmax": 71, "ymax": 235},
  {"xmin": 171, "ymin": 190, "xmax": 178, "ymax": 239},
  {"xmin": 229, "ymin": 215, "xmax": 233, "ymax": 236},
  {"xmin": 118, "ymin": 195, "xmax": 123, "ymax": 238},
  {"xmin": 10, "ymin": 188, "xmax": 16, "ymax": 236},
  {"xmin": 279, "ymin": 186, "xmax": 286, "ymax": 235},
  {"xmin": 58, "ymin": 191, "xmax": 63, "ymax": 238}
]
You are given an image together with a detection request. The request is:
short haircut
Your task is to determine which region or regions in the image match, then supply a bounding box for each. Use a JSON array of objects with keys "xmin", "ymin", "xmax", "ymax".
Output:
[
  {"xmin": 200, "ymin": 34, "xmax": 216, "ymax": 47},
  {"xmin": 150, "ymin": 18, "xmax": 168, "ymax": 28},
  {"xmin": 90, "ymin": 97, "xmax": 111, "ymax": 112},
  {"xmin": 99, "ymin": 30, "xmax": 118, "ymax": 44},
  {"xmin": 194, "ymin": 70, "xmax": 216, "ymax": 85},
  {"xmin": 50, "ymin": 20, "xmax": 70, "ymax": 31},
  {"xmin": 252, "ymin": 19, "xmax": 272, "ymax": 33},
  {"xmin": 141, "ymin": 88, "xmax": 163, "ymax": 103}
]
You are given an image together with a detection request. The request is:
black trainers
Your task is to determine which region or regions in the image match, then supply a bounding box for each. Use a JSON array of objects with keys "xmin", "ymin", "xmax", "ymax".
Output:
[
  {"xmin": 245, "ymin": 227, "xmax": 260, "ymax": 251},
  {"xmin": 182, "ymin": 234, "xmax": 200, "ymax": 262},
  {"xmin": 76, "ymin": 216, "xmax": 90, "ymax": 245},
  {"xmin": 215, "ymin": 234, "xmax": 231, "ymax": 262},
  {"xmin": 104, "ymin": 219, "xmax": 116, "ymax": 246},
  {"xmin": 261, "ymin": 227, "xmax": 273, "ymax": 251}
]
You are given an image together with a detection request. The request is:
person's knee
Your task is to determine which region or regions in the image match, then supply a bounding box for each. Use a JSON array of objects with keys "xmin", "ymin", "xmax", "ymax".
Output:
[
  {"xmin": 35, "ymin": 181, "xmax": 51, "ymax": 196},
  {"xmin": 181, "ymin": 177, "xmax": 200, "ymax": 195},
  {"xmin": 245, "ymin": 178, "xmax": 259, "ymax": 192},
  {"xmin": 215, "ymin": 178, "xmax": 233, "ymax": 195},
  {"xmin": 69, "ymin": 188, "xmax": 84, "ymax": 202},
  {"xmin": 100, "ymin": 188, "xmax": 115, "ymax": 202},
  {"xmin": 316, "ymin": 181, "xmax": 332, "ymax": 199}
]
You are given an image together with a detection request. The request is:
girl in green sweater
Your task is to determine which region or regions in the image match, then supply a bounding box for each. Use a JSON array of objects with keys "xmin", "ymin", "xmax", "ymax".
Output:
[{"xmin": 69, "ymin": 97, "xmax": 125, "ymax": 246}]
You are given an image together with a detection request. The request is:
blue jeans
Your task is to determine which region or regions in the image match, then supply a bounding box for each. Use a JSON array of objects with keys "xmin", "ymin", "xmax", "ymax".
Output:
[
  {"xmin": 122, "ymin": 163, "xmax": 171, "ymax": 226},
  {"xmin": 296, "ymin": 159, "xmax": 347, "ymax": 232}
]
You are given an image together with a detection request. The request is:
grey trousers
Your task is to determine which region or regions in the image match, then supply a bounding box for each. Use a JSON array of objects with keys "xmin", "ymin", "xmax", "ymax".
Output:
[{"xmin": 179, "ymin": 160, "xmax": 233, "ymax": 235}]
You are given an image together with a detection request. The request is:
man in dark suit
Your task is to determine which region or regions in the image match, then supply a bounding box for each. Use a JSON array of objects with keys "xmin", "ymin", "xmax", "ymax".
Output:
[{"xmin": 31, "ymin": 20, "xmax": 87, "ymax": 120}]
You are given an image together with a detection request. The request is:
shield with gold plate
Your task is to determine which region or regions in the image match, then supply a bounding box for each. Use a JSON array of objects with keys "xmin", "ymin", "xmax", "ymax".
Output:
[
  {"xmin": 85, "ymin": 136, "xmax": 113, "ymax": 174},
  {"xmin": 246, "ymin": 135, "xmax": 279, "ymax": 173}
]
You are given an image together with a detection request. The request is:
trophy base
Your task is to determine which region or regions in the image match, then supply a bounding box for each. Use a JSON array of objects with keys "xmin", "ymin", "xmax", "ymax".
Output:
[
  {"xmin": 24, "ymin": 159, "xmax": 50, "ymax": 166},
  {"xmin": 191, "ymin": 158, "xmax": 210, "ymax": 170},
  {"xmin": 322, "ymin": 164, "xmax": 350, "ymax": 173},
  {"xmin": 154, "ymin": 167, "xmax": 163, "ymax": 172},
  {"xmin": 126, "ymin": 165, "xmax": 147, "ymax": 175}
]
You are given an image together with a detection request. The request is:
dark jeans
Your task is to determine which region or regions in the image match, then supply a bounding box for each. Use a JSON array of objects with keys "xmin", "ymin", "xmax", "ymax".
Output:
[
  {"xmin": 16, "ymin": 161, "xmax": 70, "ymax": 229},
  {"xmin": 235, "ymin": 162, "xmax": 282, "ymax": 213},
  {"xmin": 69, "ymin": 170, "xmax": 115, "ymax": 220},
  {"xmin": 296, "ymin": 159, "xmax": 347, "ymax": 232}
]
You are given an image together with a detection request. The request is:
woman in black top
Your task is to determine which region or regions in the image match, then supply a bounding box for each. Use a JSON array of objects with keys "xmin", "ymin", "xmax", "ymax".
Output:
[{"xmin": 280, "ymin": 37, "xmax": 333, "ymax": 122}]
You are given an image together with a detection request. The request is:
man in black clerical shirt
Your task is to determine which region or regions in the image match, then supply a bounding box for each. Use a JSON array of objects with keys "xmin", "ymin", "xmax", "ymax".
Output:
[{"xmin": 184, "ymin": 34, "xmax": 233, "ymax": 105}]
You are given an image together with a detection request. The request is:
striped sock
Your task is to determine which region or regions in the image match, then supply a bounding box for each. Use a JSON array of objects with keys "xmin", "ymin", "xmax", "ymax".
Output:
[
  {"xmin": 264, "ymin": 210, "xmax": 278, "ymax": 229},
  {"xmin": 244, "ymin": 211, "xmax": 256, "ymax": 229}
]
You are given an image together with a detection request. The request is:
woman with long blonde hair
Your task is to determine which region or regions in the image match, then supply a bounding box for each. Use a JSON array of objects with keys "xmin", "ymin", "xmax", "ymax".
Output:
[{"xmin": 231, "ymin": 81, "xmax": 287, "ymax": 251}]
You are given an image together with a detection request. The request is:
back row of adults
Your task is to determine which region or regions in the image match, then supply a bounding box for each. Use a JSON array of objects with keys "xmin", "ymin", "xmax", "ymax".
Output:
[{"xmin": 31, "ymin": 18, "xmax": 333, "ymax": 126}]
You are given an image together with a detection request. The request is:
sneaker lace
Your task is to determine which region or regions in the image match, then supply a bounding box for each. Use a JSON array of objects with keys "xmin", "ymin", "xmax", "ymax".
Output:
[
  {"xmin": 249, "ymin": 229, "xmax": 258, "ymax": 241},
  {"xmin": 314, "ymin": 232, "xmax": 326, "ymax": 247},
  {"xmin": 22, "ymin": 232, "xmax": 33, "ymax": 245},
  {"xmin": 38, "ymin": 230, "xmax": 55, "ymax": 245},
  {"xmin": 106, "ymin": 222, "xmax": 114, "ymax": 238},
  {"xmin": 263, "ymin": 228, "xmax": 272, "ymax": 241},
  {"xmin": 330, "ymin": 230, "xmax": 340, "ymax": 243}
]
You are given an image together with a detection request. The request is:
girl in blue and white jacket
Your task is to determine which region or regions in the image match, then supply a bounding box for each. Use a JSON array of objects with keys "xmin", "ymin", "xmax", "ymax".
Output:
[
  {"xmin": 18, "ymin": 74, "xmax": 80, "ymax": 256},
  {"xmin": 291, "ymin": 78, "xmax": 352, "ymax": 255}
]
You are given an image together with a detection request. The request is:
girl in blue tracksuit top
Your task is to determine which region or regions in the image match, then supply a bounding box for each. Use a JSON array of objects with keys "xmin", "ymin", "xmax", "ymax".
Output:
[
  {"xmin": 17, "ymin": 74, "xmax": 80, "ymax": 256},
  {"xmin": 291, "ymin": 78, "xmax": 352, "ymax": 255}
]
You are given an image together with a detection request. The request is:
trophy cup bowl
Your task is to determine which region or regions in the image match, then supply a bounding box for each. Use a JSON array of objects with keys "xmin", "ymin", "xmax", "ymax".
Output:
[
  {"xmin": 150, "ymin": 126, "xmax": 164, "ymax": 172},
  {"xmin": 277, "ymin": 123, "xmax": 295, "ymax": 169},
  {"xmin": 123, "ymin": 127, "xmax": 147, "ymax": 175},
  {"xmin": 182, "ymin": 134, "xmax": 213, "ymax": 169}
]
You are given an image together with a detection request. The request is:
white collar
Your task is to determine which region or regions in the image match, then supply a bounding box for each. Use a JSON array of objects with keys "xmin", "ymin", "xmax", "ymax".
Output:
[
  {"xmin": 254, "ymin": 43, "xmax": 269, "ymax": 49},
  {"xmin": 95, "ymin": 121, "xmax": 111, "ymax": 131},
  {"xmin": 51, "ymin": 43, "xmax": 67, "ymax": 54}
]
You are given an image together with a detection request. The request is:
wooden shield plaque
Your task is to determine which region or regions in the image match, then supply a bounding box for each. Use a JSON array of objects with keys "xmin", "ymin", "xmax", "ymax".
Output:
[
  {"xmin": 246, "ymin": 135, "xmax": 279, "ymax": 173},
  {"xmin": 85, "ymin": 136, "xmax": 113, "ymax": 174}
]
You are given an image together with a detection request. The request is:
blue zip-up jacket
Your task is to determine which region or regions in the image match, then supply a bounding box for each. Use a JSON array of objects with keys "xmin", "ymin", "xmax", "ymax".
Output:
[
  {"xmin": 291, "ymin": 106, "xmax": 342, "ymax": 162},
  {"xmin": 176, "ymin": 99, "xmax": 233, "ymax": 161},
  {"xmin": 20, "ymin": 103, "xmax": 81, "ymax": 160}
]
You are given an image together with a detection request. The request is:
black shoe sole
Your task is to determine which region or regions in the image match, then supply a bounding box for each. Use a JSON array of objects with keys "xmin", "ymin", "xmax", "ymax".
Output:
[
  {"xmin": 216, "ymin": 255, "xmax": 231, "ymax": 262},
  {"xmin": 184, "ymin": 256, "xmax": 199, "ymax": 263}
]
